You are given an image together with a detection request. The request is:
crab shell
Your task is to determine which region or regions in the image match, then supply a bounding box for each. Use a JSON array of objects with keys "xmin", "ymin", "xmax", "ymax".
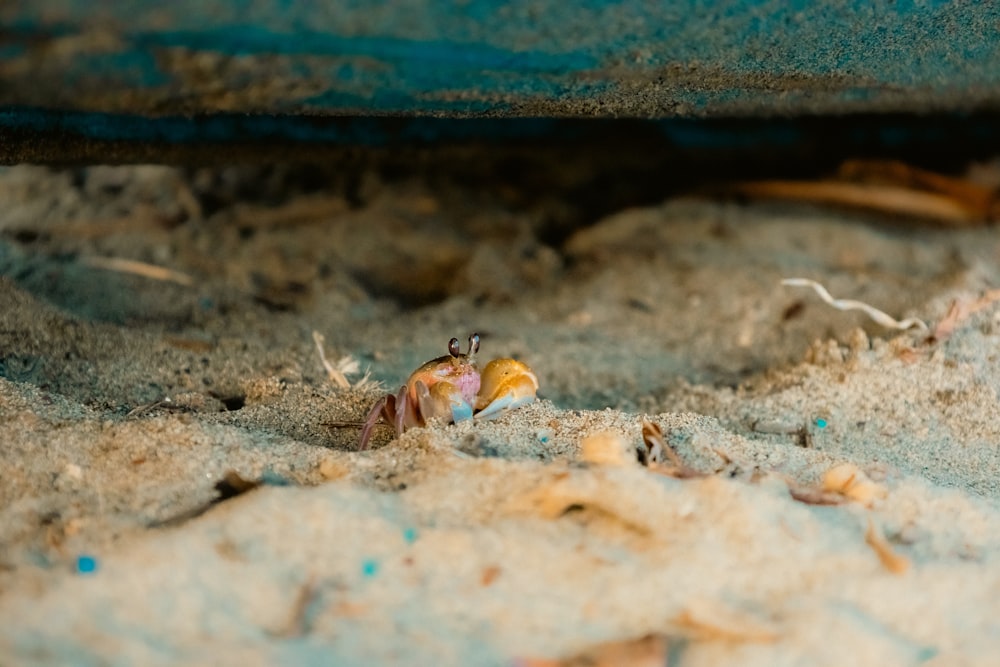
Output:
[{"xmin": 358, "ymin": 335, "xmax": 539, "ymax": 449}]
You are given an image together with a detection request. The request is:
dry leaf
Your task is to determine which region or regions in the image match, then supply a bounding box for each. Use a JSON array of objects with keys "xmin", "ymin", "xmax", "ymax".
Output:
[{"xmin": 931, "ymin": 289, "xmax": 1000, "ymax": 343}]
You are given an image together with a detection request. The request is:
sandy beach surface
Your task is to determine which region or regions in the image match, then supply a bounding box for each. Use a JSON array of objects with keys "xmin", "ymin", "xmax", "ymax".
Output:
[{"xmin": 1, "ymin": 161, "xmax": 999, "ymax": 666}]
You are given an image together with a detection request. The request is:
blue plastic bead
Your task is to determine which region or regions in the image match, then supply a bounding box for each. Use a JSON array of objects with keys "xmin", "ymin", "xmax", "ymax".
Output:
[{"xmin": 76, "ymin": 555, "xmax": 98, "ymax": 574}]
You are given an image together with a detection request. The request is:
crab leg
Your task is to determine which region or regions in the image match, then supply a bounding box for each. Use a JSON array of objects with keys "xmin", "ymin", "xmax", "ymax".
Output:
[
  {"xmin": 358, "ymin": 394, "xmax": 390, "ymax": 450},
  {"xmin": 358, "ymin": 385, "xmax": 409, "ymax": 450}
]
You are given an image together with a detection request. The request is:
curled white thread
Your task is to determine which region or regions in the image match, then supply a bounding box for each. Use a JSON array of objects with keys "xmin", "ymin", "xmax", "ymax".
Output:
[{"xmin": 782, "ymin": 278, "xmax": 927, "ymax": 331}]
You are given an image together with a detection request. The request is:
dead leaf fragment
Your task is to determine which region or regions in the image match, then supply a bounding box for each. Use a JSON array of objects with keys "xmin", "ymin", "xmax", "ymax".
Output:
[{"xmin": 930, "ymin": 289, "xmax": 1000, "ymax": 343}]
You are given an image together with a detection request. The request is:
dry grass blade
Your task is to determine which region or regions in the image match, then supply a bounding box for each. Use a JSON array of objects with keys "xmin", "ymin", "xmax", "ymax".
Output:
[
  {"xmin": 837, "ymin": 159, "xmax": 999, "ymax": 222},
  {"xmin": 733, "ymin": 179, "xmax": 982, "ymax": 226},
  {"xmin": 313, "ymin": 331, "xmax": 351, "ymax": 389},
  {"xmin": 732, "ymin": 158, "xmax": 1000, "ymax": 226},
  {"xmin": 782, "ymin": 278, "xmax": 927, "ymax": 331},
  {"xmin": 82, "ymin": 256, "xmax": 194, "ymax": 287},
  {"xmin": 312, "ymin": 331, "xmax": 381, "ymax": 391}
]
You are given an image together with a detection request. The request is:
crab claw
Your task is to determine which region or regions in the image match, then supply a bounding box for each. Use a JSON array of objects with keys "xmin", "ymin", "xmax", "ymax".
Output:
[
  {"xmin": 474, "ymin": 358, "xmax": 539, "ymax": 420},
  {"xmin": 414, "ymin": 379, "xmax": 475, "ymax": 424}
]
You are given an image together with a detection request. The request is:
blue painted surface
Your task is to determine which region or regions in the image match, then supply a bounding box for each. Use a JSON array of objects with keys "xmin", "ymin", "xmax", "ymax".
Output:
[
  {"xmin": 2, "ymin": 1, "xmax": 998, "ymax": 118},
  {"xmin": 1, "ymin": 1, "xmax": 999, "ymax": 156}
]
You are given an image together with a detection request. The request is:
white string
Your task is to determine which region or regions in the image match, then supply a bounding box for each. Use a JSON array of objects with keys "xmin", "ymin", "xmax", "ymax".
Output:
[{"xmin": 782, "ymin": 278, "xmax": 927, "ymax": 331}]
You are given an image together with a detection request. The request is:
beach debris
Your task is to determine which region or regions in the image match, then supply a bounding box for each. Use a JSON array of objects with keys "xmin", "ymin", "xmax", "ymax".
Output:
[
  {"xmin": 75, "ymin": 554, "xmax": 98, "ymax": 575},
  {"xmin": 81, "ymin": 255, "xmax": 195, "ymax": 287},
  {"xmin": 640, "ymin": 420, "xmax": 707, "ymax": 478},
  {"xmin": 781, "ymin": 278, "xmax": 928, "ymax": 331},
  {"xmin": 821, "ymin": 463, "xmax": 887, "ymax": 508},
  {"xmin": 361, "ymin": 558, "xmax": 380, "ymax": 578},
  {"xmin": 785, "ymin": 482, "xmax": 849, "ymax": 506},
  {"xmin": 929, "ymin": 288, "xmax": 1000, "ymax": 343},
  {"xmin": 358, "ymin": 333, "xmax": 538, "ymax": 449},
  {"xmin": 729, "ymin": 159, "xmax": 999, "ymax": 226},
  {"xmin": 865, "ymin": 518, "xmax": 910, "ymax": 575},
  {"xmin": 579, "ymin": 431, "xmax": 638, "ymax": 467},
  {"xmin": 785, "ymin": 463, "xmax": 887, "ymax": 507},
  {"xmin": 312, "ymin": 330, "xmax": 379, "ymax": 391},
  {"xmin": 124, "ymin": 397, "xmax": 181, "ymax": 419}
]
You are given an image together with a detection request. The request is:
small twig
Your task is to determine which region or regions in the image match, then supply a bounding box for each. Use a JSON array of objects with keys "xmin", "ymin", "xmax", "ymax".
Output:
[
  {"xmin": 125, "ymin": 397, "xmax": 176, "ymax": 419},
  {"xmin": 782, "ymin": 278, "xmax": 927, "ymax": 331},
  {"xmin": 322, "ymin": 420, "xmax": 366, "ymax": 428},
  {"xmin": 732, "ymin": 179, "xmax": 985, "ymax": 226},
  {"xmin": 82, "ymin": 256, "xmax": 194, "ymax": 287},
  {"xmin": 865, "ymin": 518, "xmax": 910, "ymax": 575}
]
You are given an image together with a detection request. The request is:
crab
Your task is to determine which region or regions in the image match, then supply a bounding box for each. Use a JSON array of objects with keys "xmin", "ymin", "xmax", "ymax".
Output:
[{"xmin": 358, "ymin": 333, "xmax": 538, "ymax": 449}]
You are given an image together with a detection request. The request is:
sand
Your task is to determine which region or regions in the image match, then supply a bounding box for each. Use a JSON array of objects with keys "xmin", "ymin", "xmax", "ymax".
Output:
[{"xmin": 1, "ymin": 162, "xmax": 1000, "ymax": 665}]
